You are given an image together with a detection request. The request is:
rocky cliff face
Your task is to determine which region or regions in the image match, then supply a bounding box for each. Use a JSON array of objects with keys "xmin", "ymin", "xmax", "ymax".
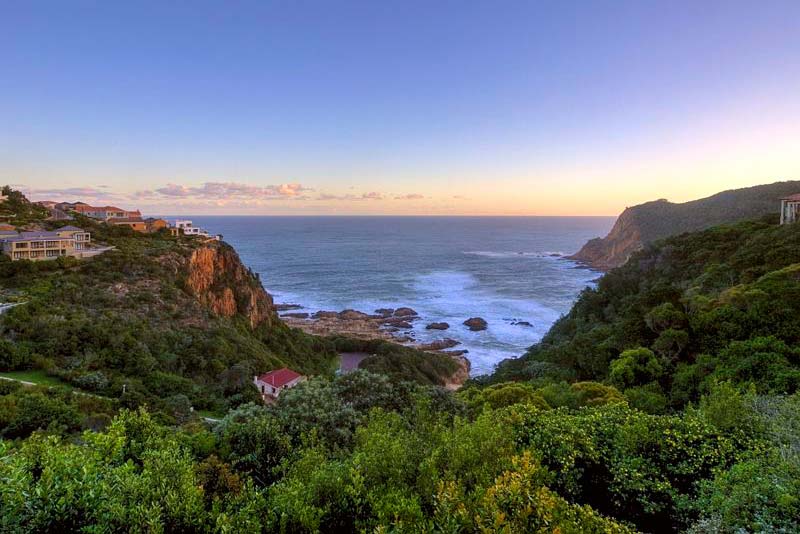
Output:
[
  {"xmin": 569, "ymin": 205, "xmax": 645, "ymax": 270},
  {"xmin": 185, "ymin": 242, "xmax": 276, "ymax": 328}
]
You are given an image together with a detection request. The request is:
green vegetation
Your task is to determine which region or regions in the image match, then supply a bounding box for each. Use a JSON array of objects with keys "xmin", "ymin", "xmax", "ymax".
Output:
[
  {"xmin": 613, "ymin": 180, "xmax": 800, "ymax": 246},
  {"xmin": 0, "ymin": 186, "xmax": 49, "ymax": 225},
  {"xmin": 495, "ymin": 215, "xmax": 800, "ymax": 407},
  {"xmin": 0, "ymin": 369, "xmax": 70, "ymax": 387},
  {"xmin": 572, "ymin": 180, "xmax": 800, "ymax": 269},
  {"xmin": 2, "ymin": 187, "xmax": 800, "ymax": 532},
  {"xmin": 2, "ymin": 371, "xmax": 795, "ymax": 532},
  {"xmin": 330, "ymin": 336, "xmax": 460, "ymax": 386},
  {"xmin": 0, "ymin": 220, "xmax": 336, "ymax": 413},
  {"xmin": 0, "ymin": 189, "xmax": 461, "ymax": 415}
]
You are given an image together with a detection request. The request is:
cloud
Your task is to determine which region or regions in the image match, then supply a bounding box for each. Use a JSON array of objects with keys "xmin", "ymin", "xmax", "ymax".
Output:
[
  {"xmin": 317, "ymin": 193, "xmax": 355, "ymax": 201},
  {"xmin": 316, "ymin": 191, "xmax": 388, "ymax": 201},
  {"xmin": 394, "ymin": 193, "xmax": 424, "ymax": 200},
  {"xmin": 24, "ymin": 186, "xmax": 121, "ymax": 200},
  {"xmin": 148, "ymin": 181, "xmax": 312, "ymax": 200},
  {"xmin": 452, "ymin": 195, "xmax": 470, "ymax": 200}
]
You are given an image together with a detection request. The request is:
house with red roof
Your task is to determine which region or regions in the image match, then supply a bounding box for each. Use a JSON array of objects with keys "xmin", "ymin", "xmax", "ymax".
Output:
[{"xmin": 253, "ymin": 368, "xmax": 305, "ymax": 401}]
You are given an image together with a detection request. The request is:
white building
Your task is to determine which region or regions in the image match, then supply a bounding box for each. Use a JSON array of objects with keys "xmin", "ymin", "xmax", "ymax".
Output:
[
  {"xmin": 172, "ymin": 220, "xmax": 219, "ymax": 240},
  {"xmin": 780, "ymin": 194, "xmax": 800, "ymax": 224}
]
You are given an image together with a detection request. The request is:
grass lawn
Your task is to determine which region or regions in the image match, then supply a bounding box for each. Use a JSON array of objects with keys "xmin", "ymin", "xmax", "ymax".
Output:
[
  {"xmin": 197, "ymin": 409, "xmax": 225, "ymax": 420},
  {"xmin": 0, "ymin": 369, "xmax": 72, "ymax": 388}
]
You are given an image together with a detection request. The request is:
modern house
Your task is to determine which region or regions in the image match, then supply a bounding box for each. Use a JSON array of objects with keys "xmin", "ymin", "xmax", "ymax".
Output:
[
  {"xmin": 0, "ymin": 226, "xmax": 91, "ymax": 261},
  {"xmin": 173, "ymin": 220, "xmax": 220, "ymax": 240},
  {"xmin": 174, "ymin": 219, "xmax": 209, "ymax": 237},
  {"xmin": 253, "ymin": 368, "xmax": 305, "ymax": 401},
  {"xmin": 780, "ymin": 194, "xmax": 800, "ymax": 224}
]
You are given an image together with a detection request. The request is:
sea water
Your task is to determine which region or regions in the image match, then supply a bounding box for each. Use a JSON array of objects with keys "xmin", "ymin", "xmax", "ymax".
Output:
[{"xmin": 186, "ymin": 216, "xmax": 614, "ymax": 375}]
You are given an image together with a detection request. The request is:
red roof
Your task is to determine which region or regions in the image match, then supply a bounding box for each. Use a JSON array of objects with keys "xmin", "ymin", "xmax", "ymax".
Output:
[
  {"xmin": 782, "ymin": 194, "xmax": 800, "ymax": 201},
  {"xmin": 257, "ymin": 368, "xmax": 302, "ymax": 388}
]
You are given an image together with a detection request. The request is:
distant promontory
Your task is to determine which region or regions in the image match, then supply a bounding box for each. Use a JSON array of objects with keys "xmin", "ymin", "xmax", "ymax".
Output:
[{"xmin": 569, "ymin": 180, "xmax": 800, "ymax": 270}]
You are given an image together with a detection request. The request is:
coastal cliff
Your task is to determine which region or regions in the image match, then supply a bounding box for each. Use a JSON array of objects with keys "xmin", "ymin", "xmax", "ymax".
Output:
[
  {"xmin": 570, "ymin": 180, "xmax": 800, "ymax": 270},
  {"xmin": 185, "ymin": 243, "xmax": 275, "ymax": 328}
]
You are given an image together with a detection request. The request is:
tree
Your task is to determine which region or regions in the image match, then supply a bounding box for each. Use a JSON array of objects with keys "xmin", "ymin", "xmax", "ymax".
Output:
[{"xmin": 609, "ymin": 347, "xmax": 664, "ymax": 389}]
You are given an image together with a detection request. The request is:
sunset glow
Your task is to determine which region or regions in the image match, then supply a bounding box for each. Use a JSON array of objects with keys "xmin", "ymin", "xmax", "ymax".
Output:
[{"xmin": 4, "ymin": 1, "xmax": 799, "ymax": 215}]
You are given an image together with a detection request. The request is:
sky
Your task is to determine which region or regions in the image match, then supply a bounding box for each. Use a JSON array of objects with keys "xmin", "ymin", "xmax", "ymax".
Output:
[{"xmin": 2, "ymin": 0, "xmax": 800, "ymax": 215}]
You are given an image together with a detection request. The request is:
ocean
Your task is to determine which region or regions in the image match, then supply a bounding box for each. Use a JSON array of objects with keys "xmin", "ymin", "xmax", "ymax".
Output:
[{"xmin": 185, "ymin": 216, "xmax": 615, "ymax": 375}]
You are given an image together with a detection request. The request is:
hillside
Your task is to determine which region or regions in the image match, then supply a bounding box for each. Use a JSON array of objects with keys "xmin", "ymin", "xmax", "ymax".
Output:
[
  {"xmin": 0, "ymin": 191, "xmax": 459, "ymax": 416},
  {"xmin": 494, "ymin": 213, "xmax": 800, "ymax": 407},
  {"xmin": 570, "ymin": 180, "xmax": 800, "ymax": 269}
]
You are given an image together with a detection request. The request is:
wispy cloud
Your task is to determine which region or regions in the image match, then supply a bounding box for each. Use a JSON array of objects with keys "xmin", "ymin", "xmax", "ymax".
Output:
[
  {"xmin": 316, "ymin": 191, "xmax": 386, "ymax": 201},
  {"xmin": 394, "ymin": 193, "xmax": 424, "ymax": 200},
  {"xmin": 150, "ymin": 181, "xmax": 311, "ymax": 199},
  {"xmin": 24, "ymin": 186, "xmax": 123, "ymax": 200}
]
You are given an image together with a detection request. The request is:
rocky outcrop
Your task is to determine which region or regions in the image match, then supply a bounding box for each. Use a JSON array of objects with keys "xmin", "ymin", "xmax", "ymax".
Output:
[
  {"xmin": 444, "ymin": 354, "xmax": 470, "ymax": 390},
  {"xmin": 417, "ymin": 338, "xmax": 460, "ymax": 351},
  {"xmin": 338, "ymin": 309, "xmax": 371, "ymax": 320},
  {"xmin": 184, "ymin": 242, "xmax": 275, "ymax": 328},
  {"xmin": 463, "ymin": 317, "xmax": 488, "ymax": 331},
  {"xmin": 426, "ymin": 322, "xmax": 450, "ymax": 330},
  {"xmin": 568, "ymin": 204, "xmax": 645, "ymax": 270},
  {"xmin": 384, "ymin": 317, "xmax": 414, "ymax": 329},
  {"xmin": 569, "ymin": 180, "xmax": 800, "ymax": 271},
  {"xmin": 394, "ymin": 307, "xmax": 418, "ymax": 317}
]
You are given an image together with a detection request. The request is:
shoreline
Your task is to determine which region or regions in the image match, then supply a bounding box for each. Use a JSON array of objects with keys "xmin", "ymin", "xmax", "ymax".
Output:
[{"xmin": 279, "ymin": 305, "xmax": 473, "ymax": 381}]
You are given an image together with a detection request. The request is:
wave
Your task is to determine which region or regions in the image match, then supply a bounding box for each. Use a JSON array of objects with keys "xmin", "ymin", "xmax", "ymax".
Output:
[{"xmin": 463, "ymin": 250, "xmax": 564, "ymax": 259}]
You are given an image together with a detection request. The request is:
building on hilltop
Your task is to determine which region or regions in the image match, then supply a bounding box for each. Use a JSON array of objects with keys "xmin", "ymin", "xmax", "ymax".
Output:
[
  {"xmin": 0, "ymin": 226, "xmax": 91, "ymax": 261},
  {"xmin": 60, "ymin": 203, "xmax": 141, "ymax": 221},
  {"xmin": 110, "ymin": 216, "xmax": 147, "ymax": 232},
  {"xmin": 145, "ymin": 217, "xmax": 169, "ymax": 233},
  {"xmin": 780, "ymin": 194, "xmax": 800, "ymax": 224},
  {"xmin": 172, "ymin": 220, "xmax": 220, "ymax": 240},
  {"xmin": 253, "ymin": 368, "xmax": 305, "ymax": 401}
]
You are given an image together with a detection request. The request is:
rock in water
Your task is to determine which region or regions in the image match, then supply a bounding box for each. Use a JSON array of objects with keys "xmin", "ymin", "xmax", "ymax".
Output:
[
  {"xmin": 281, "ymin": 312, "xmax": 310, "ymax": 319},
  {"xmin": 275, "ymin": 303, "xmax": 303, "ymax": 311},
  {"xmin": 374, "ymin": 308, "xmax": 395, "ymax": 317},
  {"xmin": 394, "ymin": 307, "xmax": 418, "ymax": 317},
  {"xmin": 338, "ymin": 309, "xmax": 370, "ymax": 320},
  {"xmin": 426, "ymin": 322, "xmax": 450, "ymax": 330},
  {"xmin": 463, "ymin": 317, "xmax": 488, "ymax": 331},
  {"xmin": 313, "ymin": 311, "xmax": 339, "ymax": 319},
  {"xmin": 383, "ymin": 318, "xmax": 413, "ymax": 329}
]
